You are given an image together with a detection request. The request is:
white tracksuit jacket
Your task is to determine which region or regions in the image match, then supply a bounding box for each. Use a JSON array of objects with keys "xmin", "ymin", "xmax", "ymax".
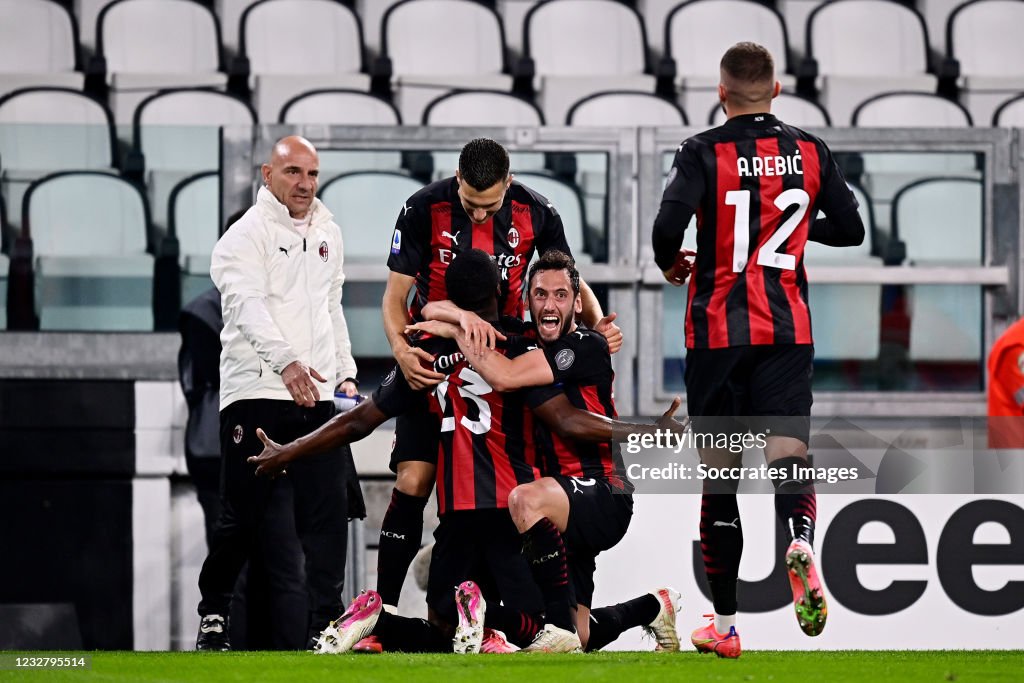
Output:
[{"xmin": 212, "ymin": 186, "xmax": 357, "ymax": 410}]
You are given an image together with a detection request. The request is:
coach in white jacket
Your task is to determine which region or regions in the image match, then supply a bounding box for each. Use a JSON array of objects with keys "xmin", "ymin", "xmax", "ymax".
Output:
[{"xmin": 197, "ymin": 136, "xmax": 358, "ymax": 651}]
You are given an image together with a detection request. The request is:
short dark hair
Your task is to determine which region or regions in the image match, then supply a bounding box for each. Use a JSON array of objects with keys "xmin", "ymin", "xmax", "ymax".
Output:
[
  {"xmin": 527, "ymin": 249, "xmax": 580, "ymax": 296},
  {"xmin": 458, "ymin": 138, "xmax": 510, "ymax": 191},
  {"xmin": 720, "ymin": 42, "xmax": 774, "ymax": 85},
  {"xmin": 445, "ymin": 248, "xmax": 500, "ymax": 312}
]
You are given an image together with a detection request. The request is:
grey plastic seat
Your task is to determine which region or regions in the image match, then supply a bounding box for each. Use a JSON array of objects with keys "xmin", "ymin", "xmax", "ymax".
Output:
[
  {"xmin": 98, "ymin": 0, "xmax": 226, "ymax": 122},
  {"xmin": 383, "ymin": 0, "xmax": 511, "ymax": 123},
  {"xmin": 806, "ymin": 0, "xmax": 936, "ymax": 125},
  {"xmin": 242, "ymin": 0, "xmax": 368, "ymax": 121},
  {"xmin": 892, "ymin": 177, "xmax": 983, "ymax": 362},
  {"xmin": 25, "ymin": 171, "xmax": 154, "ymax": 330},
  {"xmin": 0, "ymin": 0, "xmax": 83, "ymax": 98},
  {"xmin": 524, "ymin": 0, "xmax": 654, "ymax": 125}
]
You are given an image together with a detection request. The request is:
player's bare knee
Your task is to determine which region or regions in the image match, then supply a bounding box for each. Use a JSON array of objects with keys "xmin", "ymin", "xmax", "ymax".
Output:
[
  {"xmin": 508, "ymin": 485, "xmax": 545, "ymax": 528},
  {"xmin": 396, "ymin": 462, "xmax": 435, "ymax": 497}
]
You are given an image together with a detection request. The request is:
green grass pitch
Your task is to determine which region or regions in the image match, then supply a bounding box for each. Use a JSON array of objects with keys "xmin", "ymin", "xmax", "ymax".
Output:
[{"xmin": 2, "ymin": 651, "xmax": 1021, "ymax": 682}]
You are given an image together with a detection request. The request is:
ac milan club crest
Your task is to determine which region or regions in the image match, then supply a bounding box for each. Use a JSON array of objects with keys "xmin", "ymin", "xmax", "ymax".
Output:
[
  {"xmin": 319, "ymin": 241, "xmax": 329, "ymax": 261},
  {"xmin": 233, "ymin": 425, "xmax": 244, "ymax": 444},
  {"xmin": 507, "ymin": 227, "xmax": 520, "ymax": 248}
]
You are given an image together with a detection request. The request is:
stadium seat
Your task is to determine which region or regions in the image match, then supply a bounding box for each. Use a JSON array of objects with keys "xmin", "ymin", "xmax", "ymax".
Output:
[
  {"xmin": 993, "ymin": 93, "xmax": 1024, "ymax": 127},
  {"xmin": 318, "ymin": 171, "xmax": 424, "ymax": 356},
  {"xmin": 514, "ymin": 172, "xmax": 593, "ymax": 265},
  {"xmin": 422, "ymin": 89, "xmax": 546, "ymax": 181},
  {"xmin": 0, "ymin": 0, "xmax": 83, "ymax": 98},
  {"xmin": 804, "ymin": 183, "xmax": 882, "ymax": 361},
  {"xmin": 279, "ymin": 89, "xmax": 404, "ymax": 177},
  {"xmin": 279, "ymin": 89, "xmax": 400, "ymax": 125},
  {"xmin": 665, "ymin": 0, "xmax": 794, "ymax": 126},
  {"xmin": 319, "ymin": 171, "xmax": 424, "ymax": 262},
  {"xmin": 566, "ymin": 91, "xmax": 687, "ymax": 126},
  {"xmin": 422, "ymin": 89, "xmax": 543, "ymax": 126},
  {"xmin": 707, "ymin": 91, "xmax": 831, "ymax": 127},
  {"xmin": 131, "ymin": 88, "xmax": 255, "ymax": 232},
  {"xmin": 97, "ymin": 0, "xmax": 227, "ymax": 123},
  {"xmin": 947, "ymin": 0, "xmax": 1024, "ymax": 125},
  {"xmin": 892, "ymin": 176, "xmax": 983, "ymax": 362},
  {"xmin": 805, "ymin": 0, "xmax": 936, "ymax": 125},
  {"xmin": 0, "ymin": 87, "xmax": 116, "ymax": 230},
  {"xmin": 168, "ymin": 171, "xmax": 218, "ymax": 303},
  {"xmin": 382, "ymin": 0, "xmax": 511, "ymax": 124},
  {"xmin": 23, "ymin": 171, "xmax": 155, "ymax": 330},
  {"xmin": 523, "ymin": 0, "xmax": 654, "ymax": 126},
  {"xmin": 241, "ymin": 0, "xmax": 368, "ymax": 122},
  {"xmin": 851, "ymin": 91, "xmax": 972, "ymax": 127}
]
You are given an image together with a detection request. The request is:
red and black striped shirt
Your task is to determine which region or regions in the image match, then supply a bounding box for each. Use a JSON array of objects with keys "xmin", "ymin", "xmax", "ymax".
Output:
[
  {"xmin": 655, "ymin": 113, "xmax": 858, "ymax": 349},
  {"xmin": 523, "ymin": 326, "xmax": 631, "ymax": 491},
  {"xmin": 372, "ymin": 327, "xmax": 540, "ymax": 515},
  {"xmin": 387, "ymin": 177, "xmax": 572, "ymax": 321}
]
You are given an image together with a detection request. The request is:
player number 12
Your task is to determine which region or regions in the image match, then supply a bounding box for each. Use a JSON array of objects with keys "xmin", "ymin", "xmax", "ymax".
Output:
[{"xmin": 725, "ymin": 188, "xmax": 810, "ymax": 272}]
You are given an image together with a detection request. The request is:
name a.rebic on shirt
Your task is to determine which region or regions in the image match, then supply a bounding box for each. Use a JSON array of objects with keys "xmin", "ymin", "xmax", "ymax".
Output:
[{"xmin": 737, "ymin": 150, "xmax": 803, "ymax": 177}]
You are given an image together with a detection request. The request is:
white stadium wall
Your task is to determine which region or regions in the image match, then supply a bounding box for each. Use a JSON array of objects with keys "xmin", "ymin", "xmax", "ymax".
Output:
[{"xmin": 594, "ymin": 493, "xmax": 1024, "ymax": 650}]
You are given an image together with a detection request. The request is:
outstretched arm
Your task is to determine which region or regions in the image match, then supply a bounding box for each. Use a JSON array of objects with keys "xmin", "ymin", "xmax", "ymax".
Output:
[
  {"xmin": 247, "ymin": 399, "xmax": 390, "ymax": 476},
  {"xmin": 531, "ymin": 394, "xmax": 684, "ymax": 443}
]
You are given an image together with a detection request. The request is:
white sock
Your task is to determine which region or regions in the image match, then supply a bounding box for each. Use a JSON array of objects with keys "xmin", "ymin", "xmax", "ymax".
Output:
[
  {"xmin": 383, "ymin": 604, "xmax": 398, "ymax": 616},
  {"xmin": 714, "ymin": 612, "xmax": 736, "ymax": 634}
]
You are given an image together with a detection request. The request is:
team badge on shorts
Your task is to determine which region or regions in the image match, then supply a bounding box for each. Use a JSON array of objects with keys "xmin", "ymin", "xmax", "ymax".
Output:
[
  {"xmin": 554, "ymin": 348, "xmax": 575, "ymax": 371},
  {"xmin": 507, "ymin": 227, "xmax": 520, "ymax": 248},
  {"xmin": 319, "ymin": 241, "xmax": 329, "ymax": 261},
  {"xmin": 382, "ymin": 367, "xmax": 397, "ymax": 386},
  {"xmin": 232, "ymin": 425, "xmax": 244, "ymax": 444}
]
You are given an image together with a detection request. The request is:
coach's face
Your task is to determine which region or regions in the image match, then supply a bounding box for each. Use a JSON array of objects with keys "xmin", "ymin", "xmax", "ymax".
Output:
[
  {"xmin": 456, "ymin": 171, "xmax": 511, "ymax": 224},
  {"xmin": 528, "ymin": 268, "xmax": 582, "ymax": 344},
  {"xmin": 262, "ymin": 136, "xmax": 319, "ymax": 218}
]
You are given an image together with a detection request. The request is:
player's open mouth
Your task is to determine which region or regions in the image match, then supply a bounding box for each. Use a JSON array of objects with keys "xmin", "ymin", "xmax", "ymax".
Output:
[{"xmin": 540, "ymin": 315, "xmax": 560, "ymax": 332}]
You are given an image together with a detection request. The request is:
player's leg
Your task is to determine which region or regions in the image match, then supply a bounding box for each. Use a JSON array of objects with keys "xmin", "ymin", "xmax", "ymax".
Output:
[
  {"xmin": 753, "ymin": 344, "xmax": 826, "ymax": 636},
  {"xmin": 586, "ymin": 588, "xmax": 680, "ymax": 652},
  {"xmin": 684, "ymin": 347, "xmax": 748, "ymax": 657},
  {"xmin": 286, "ymin": 401, "xmax": 349, "ymax": 647},
  {"xmin": 196, "ymin": 399, "xmax": 277, "ymax": 650},
  {"xmin": 376, "ymin": 410, "xmax": 438, "ymax": 615},
  {"xmin": 507, "ymin": 478, "xmax": 576, "ymax": 637}
]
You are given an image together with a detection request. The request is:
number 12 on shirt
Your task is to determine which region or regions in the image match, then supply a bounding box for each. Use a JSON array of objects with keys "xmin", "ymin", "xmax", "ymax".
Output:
[{"xmin": 725, "ymin": 188, "xmax": 810, "ymax": 272}]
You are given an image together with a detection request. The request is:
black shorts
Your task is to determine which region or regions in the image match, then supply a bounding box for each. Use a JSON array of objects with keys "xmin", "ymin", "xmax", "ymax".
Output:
[
  {"xmin": 554, "ymin": 476, "xmax": 633, "ymax": 608},
  {"xmin": 684, "ymin": 344, "xmax": 813, "ymax": 445},
  {"xmin": 426, "ymin": 509, "xmax": 544, "ymax": 625},
  {"xmin": 388, "ymin": 406, "xmax": 440, "ymax": 473}
]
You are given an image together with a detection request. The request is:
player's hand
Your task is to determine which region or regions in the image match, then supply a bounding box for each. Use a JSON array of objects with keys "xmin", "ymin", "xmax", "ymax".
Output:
[
  {"xmin": 595, "ymin": 312, "xmax": 623, "ymax": 354},
  {"xmin": 662, "ymin": 249, "xmax": 696, "ymax": 286},
  {"xmin": 337, "ymin": 380, "xmax": 358, "ymax": 397},
  {"xmin": 655, "ymin": 396, "xmax": 689, "ymax": 433},
  {"xmin": 405, "ymin": 320, "xmax": 462, "ymax": 340},
  {"xmin": 281, "ymin": 361, "xmax": 325, "ymax": 407},
  {"xmin": 247, "ymin": 427, "xmax": 291, "ymax": 477},
  {"xmin": 396, "ymin": 343, "xmax": 445, "ymax": 390},
  {"xmin": 459, "ymin": 310, "xmax": 506, "ymax": 357}
]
